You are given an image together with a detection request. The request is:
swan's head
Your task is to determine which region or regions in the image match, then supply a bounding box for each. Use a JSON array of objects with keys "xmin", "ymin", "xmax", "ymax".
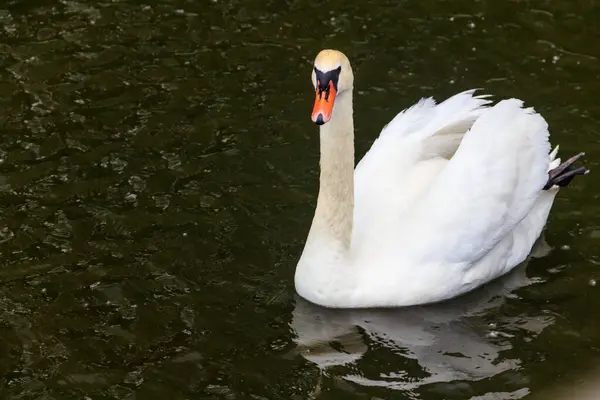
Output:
[{"xmin": 311, "ymin": 49, "xmax": 354, "ymax": 125}]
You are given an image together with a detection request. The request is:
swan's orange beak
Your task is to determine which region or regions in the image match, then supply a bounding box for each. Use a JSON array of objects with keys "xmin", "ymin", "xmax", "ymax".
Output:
[{"xmin": 311, "ymin": 81, "xmax": 337, "ymax": 125}]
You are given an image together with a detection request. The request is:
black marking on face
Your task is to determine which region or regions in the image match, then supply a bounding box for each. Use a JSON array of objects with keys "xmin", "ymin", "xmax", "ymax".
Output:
[{"xmin": 315, "ymin": 66, "xmax": 341, "ymax": 100}]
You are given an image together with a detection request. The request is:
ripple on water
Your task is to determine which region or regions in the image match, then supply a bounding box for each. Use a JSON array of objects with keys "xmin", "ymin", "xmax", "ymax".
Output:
[{"xmin": 0, "ymin": 0, "xmax": 598, "ymax": 399}]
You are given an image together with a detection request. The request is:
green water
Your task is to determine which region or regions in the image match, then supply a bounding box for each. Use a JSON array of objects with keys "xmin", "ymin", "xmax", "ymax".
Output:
[{"xmin": 0, "ymin": 0, "xmax": 598, "ymax": 399}]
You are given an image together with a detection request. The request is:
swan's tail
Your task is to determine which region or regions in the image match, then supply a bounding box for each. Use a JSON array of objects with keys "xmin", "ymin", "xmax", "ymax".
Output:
[{"xmin": 543, "ymin": 151, "xmax": 589, "ymax": 190}]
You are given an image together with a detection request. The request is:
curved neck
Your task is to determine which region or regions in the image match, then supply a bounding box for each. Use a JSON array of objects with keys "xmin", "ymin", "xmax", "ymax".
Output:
[{"xmin": 310, "ymin": 90, "xmax": 355, "ymax": 248}]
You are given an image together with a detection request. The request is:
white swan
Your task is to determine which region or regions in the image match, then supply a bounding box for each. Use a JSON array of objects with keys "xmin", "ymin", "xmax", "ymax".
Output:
[{"xmin": 294, "ymin": 49, "xmax": 588, "ymax": 309}]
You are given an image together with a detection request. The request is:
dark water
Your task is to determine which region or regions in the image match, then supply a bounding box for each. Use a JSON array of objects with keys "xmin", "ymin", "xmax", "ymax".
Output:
[{"xmin": 0, "ymin": 0, "xmax": 598, "ymax": 399}]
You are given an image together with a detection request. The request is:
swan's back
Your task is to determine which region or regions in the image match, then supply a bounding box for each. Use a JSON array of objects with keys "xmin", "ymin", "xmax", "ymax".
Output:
[
  {"xmin": 407, "ymin": 99, "xmax": 550, "ymax": 265},
  {"xmin": 352, "ymin": 90, "xmax": 492, "ymax": 250},
  {"xmin": 348, "ymin": 96, "xmax": 569, "ymax": 306}
]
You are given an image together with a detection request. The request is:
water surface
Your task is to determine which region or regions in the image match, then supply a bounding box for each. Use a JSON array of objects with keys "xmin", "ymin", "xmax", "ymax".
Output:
[{"xmin": 0, "ymin": 0, "xmax": 599, "ymax": 399}]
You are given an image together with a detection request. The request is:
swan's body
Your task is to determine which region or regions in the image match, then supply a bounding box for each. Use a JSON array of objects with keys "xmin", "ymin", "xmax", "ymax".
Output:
[{"xmin": 294, "ymin": 50, "xmax": 587, "ymax": 309}]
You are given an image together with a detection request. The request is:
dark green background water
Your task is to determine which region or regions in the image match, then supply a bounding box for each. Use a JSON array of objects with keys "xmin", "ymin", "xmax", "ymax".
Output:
[{"xmin": 0, "ymin": 0, "xmax": 598, "ymax": 399}]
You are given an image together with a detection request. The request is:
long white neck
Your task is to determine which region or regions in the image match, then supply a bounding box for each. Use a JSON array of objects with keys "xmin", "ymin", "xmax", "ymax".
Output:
[
  {"xmin": 295, "ymin": 89, "xmax": 356, "ymax": 308},
  {"xmin": 309, "ymin": 90, "xmax": 355, "ymax": 248}
]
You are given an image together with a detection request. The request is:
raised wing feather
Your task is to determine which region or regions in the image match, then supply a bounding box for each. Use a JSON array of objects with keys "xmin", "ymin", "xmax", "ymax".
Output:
[{"xmin": 377, "ymin": 89, "xmax": 491, "ymax": 140}]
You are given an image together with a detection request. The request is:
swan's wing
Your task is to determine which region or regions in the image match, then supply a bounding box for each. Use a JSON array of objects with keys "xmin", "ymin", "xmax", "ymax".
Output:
[
  {"xmin": 352, "ymin": 90, "xmax": 491, "ymax": 244},
  {"xmin": 377, "ymin": 89, "xmax": 490, "ymax": 141},
  {"xmin": 356, "ymin": 90, "xmax": 491, "ymax": 170},
  {"xmin": 408, "ymin": 99, "xmax": 551, "ymax": 265}
]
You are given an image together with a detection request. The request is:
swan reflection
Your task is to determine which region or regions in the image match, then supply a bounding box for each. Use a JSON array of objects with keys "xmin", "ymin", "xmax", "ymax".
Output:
[{"xmin": 290, "ymin": 254, "xmax": 554, "ymax": 393}]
